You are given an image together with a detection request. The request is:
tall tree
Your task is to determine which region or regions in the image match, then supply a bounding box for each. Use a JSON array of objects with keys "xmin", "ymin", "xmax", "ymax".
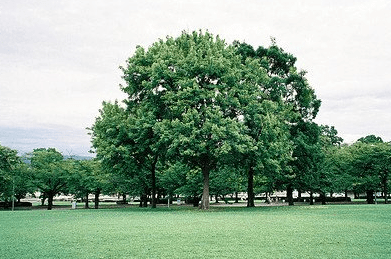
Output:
[
  {"xmin": 235, "ymin": 41, "xmax": 320, "ymax": 206},
  {"xmin": 124, "ymin": 31, "xmax": 253, "ymax": 209}
]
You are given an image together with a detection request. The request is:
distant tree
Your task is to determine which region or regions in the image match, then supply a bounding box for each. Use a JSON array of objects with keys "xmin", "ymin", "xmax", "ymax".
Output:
[
  {"xmin": 290, "ymin": 121, "xmax": 324, "ymax": 204},
  {"xmin": 174, "ymin": 167, "xmax": 203, "ymax": 207},
  {"xmin": 210, "ymin": 166, "xmax": 241, "ymax": 202},
  {"xmin": 29, "ymin": 148, "xmax": 69, "ymax": 210},
  {"xmin": 13, "ymin": 162, "xmax": 34, "ymax": 202},
  {"xmin": 317, "ymin": 125, "xmax": 345, "ymax": 203},
  {"xmin": 0, "ymin": 144, "xmax": 21, "ymax": 205},
  {"xmin": 67, "ymin": 159, "xmax": 111, "ymax": 209},
  {"xmin": 89, "ymin": 101, "xmax": 158, "ymax": 207},
  {"xmin": 349, "ymin": 140, "xmax": 391, "ymax": 204},
  {"xmin": 357, "ymin": 135, "xmax": 383, "ymax": 144}
]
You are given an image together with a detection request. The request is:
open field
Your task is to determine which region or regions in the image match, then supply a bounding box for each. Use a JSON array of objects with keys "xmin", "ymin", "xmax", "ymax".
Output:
[{"xmin": 1, "ymin": 204, "xmax": 390, "ymax": 259}]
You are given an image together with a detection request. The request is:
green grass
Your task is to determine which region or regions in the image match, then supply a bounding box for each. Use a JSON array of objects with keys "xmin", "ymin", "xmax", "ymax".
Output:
[{"xmin": 1, "ymin": 205, "xmax": 390, "ymax": 258}]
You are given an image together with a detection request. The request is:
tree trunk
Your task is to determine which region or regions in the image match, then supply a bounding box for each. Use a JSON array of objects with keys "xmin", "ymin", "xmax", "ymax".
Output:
[
  {"xmin": 247, "ymin": 167, "xmax": 255, "ymax": 207},
  {"xmin": 309, "ymin": 192, "xmax": 314, "ymax": 205},
  {"xmin": 41, "ymin": 193, "xmax": 47, "ymax": 206},
  {"xmin": 287, "ymin": 184, "xmax": 294, "ymax": 206},
  {"xmin": 139, "ymin": 193, "xmax": 143, "ymax": 207},
  {"xmin": 193, "ymin": 195, "xmax": 200, "ymax": 207},
  {"xmin": 151, "ymin": 156, "xmax": 158, "ymax": 209},
  {"xmin": 383, "ymin": 174, "xmax": 388, "ymax": 204},
  {"xmin": 94, "ymin": 189, "xmax": 100, "ymax": 209},
  {"xmin": 85, "ymin": 194, "xmax": 89, "ymax": 209},
  {"xmin": 200, "ymin": 165, "xmax": 210, "ymax": 210},
  {"xmin": 142, "ymin": 193, "xmax": 148, "ymax": 207},
  {"xmin": 320, "ymin": 192, "xmax": 326, "ymax": 205},
  {"xmin": 366, "ymin": 190, "xmax": 374, "ymax": 204},
  {"xmin": 47, "ymin": 194, "xmax": 54, "ymax": 210},
  {"xmin": 235, "ymin": 192, "xmax": 239, "ymax": 203}
]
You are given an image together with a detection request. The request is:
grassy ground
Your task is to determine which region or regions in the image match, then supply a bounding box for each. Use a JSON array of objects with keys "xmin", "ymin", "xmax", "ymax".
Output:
[{"xmin": 0, "ymin": 204, "xmax": 390, "ymax": 259}]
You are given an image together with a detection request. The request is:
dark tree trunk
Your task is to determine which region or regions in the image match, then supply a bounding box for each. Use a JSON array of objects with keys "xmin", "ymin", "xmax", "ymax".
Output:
[
  {"xmin": 41, "ymin": 193, "xmax": 47, "ymax": 206},
  {"xmin": 215, "ymin": 194, "xmax": 219, "ymax": 203},
  {"xmin": 139, "ymin": 193, "xmax": 143, "ymax": 207},
  {"xmin": 344, "ymin": 190, "xmax": 348, "ymax": 200},
  {"xmin": 235, "ymin": 192, "xmax": 239, "ymax": 203},
  {"xmin": 151, "ymin": 156, "xmax": 158, "ymax": 209},
  {"xmin": 287, "ymin": 184, "xmax": 294, "ymax": 206},
  {"xmin": 309, "ymin": 192, "xmax": 314, "ymax": 205},
  {"xmin": 320, "ymin": 192, "xmax": 326, "ymax": 205},
  {"xmin": 94, "ymin": 189, "xmax": 100, "ymax": 209},
  {"xmin": 47, "ymin": 194, "xmax": 54, "ymax": 210},
  {"xmin": 200, "ymin": 165, "xmax": 210, "ymax": 209},
  {"xmin": 122, "ymin": 193, "xmax": 127, "ymax": 204},
  {"xmin": 142, "ymin": 193, "xmax": 148, "ymax": 207},
  {"xmin": 193, "ymin": 195, "xmax": 200, "ymax": 207},
  {"xmin": 84, "ymin": 194, "xmax": 89, "ymax": 209},
  {"xmin": 247, "ymin": 167, "xmax": 255, "ymax": 207},
  {"xmin": 366, "ymin": 190, "xmax": 375, "ymax": 204},
  {"xmin": 382, "ymin": 173, "xmax": 388, "ymax": 204}
]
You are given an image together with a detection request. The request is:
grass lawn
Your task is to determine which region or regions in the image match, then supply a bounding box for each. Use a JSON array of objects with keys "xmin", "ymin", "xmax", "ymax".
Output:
[{"xmin": 1, "ymin": 204, "xmax": 390, "ymax": 259}]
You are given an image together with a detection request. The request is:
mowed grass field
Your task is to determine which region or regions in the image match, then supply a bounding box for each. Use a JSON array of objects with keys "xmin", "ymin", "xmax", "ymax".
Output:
[{"xmin": 1, "ymin": 205, "xmax": 390, "ymax": 259}]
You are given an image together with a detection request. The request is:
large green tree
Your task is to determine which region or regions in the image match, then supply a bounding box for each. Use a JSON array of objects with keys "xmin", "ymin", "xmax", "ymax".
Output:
[
  {"xmin": 29, "ymin": 148, "xmax": 70, "ymax": 210},
  {"xmin": 235, "ymin": 41, "xmax": 320, "ymax": 206},
  {"xmin": 121, "ymin": 31, "xmax": 258, "ymax": 209}
]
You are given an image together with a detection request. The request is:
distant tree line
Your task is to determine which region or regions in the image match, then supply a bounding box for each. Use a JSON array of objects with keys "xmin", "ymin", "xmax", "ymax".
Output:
[{"xmin": 1, "ymin": 31, "xmax": 390, "ymax": 210}]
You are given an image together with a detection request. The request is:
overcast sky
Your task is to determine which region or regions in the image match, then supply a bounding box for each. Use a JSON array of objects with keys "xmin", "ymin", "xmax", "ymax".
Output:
[{"xmin": 1, "ymin": 0, "xmax": 390, "ymax": 156}]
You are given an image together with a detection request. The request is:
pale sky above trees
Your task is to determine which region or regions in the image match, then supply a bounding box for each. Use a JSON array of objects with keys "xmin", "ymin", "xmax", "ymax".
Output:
[{"xmin": 1, "ymin": 0, "xmax": 390, "ymax": 155}]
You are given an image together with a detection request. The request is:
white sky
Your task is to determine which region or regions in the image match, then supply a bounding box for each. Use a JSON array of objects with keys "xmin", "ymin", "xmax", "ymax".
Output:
[{"xmin": 1, "ymin": 0, "xmax": 390, "ymax": 155}]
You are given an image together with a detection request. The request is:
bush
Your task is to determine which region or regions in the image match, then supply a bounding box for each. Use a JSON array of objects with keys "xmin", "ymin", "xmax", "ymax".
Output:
[{"xmin": 0, "ymin": 201, "xmax": 32, "ymax": 208}]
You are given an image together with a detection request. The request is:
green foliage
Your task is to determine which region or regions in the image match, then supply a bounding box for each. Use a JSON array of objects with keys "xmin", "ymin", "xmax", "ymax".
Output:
[
  {"xmin": 291, "ymin": 122, "xmax": 325, "ymax": 194},
  {"xmin": 29, "ymin": 148, "xmax": 70, "ymax": 210},
  {"xmin": 320, "ymin": 125, "xmax": 343, "ymax": 147},
  {"xmin": 348, "ymin": 141, "xmax": 391, "ymax": 200},
  {"xmin": 235, "ymin": 40, "xmax": 321, "ymax": 206},
  {"xmin": 357, "ymin": 134, "xmax": 383, "ymax": 144},
  {"xmin": 0, "ymin": 144, "xmax": 22, "ymax": 201},
  {"xmin": 67, "ymin": 159, "xmax": 111, "ymax": 200}
]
